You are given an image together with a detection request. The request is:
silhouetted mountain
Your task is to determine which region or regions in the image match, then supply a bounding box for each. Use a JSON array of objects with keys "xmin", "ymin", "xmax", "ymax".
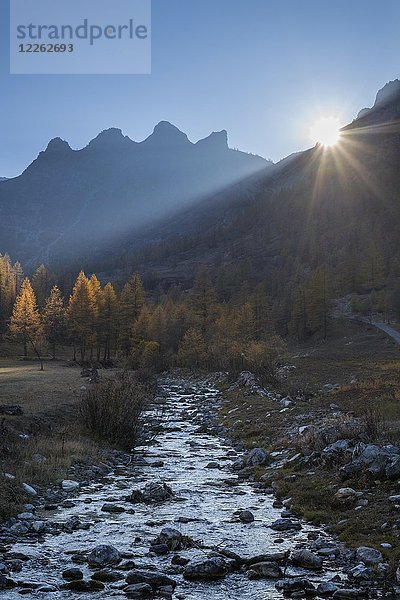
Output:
[{"xmin": 0, "ymin": 123, "xmax": 270, "ymax": 265}]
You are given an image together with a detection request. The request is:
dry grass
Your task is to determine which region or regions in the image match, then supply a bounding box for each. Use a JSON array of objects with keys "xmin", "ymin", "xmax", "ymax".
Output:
[{"xmin": 0, "ymin": 352, "xmax": 103, "ymax": 519}]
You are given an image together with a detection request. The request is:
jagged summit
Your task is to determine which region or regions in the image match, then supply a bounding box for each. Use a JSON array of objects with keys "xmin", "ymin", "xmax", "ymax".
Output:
[
  {"xmin": 45, "ymin": 137, "xmax": 72, "ymax": 153},
  {"xmin": 86, "ymin": 128, "xmax": 134, "ymax": 150},
  {"xmin": 196, "ymin": 130, "xmax": 228, "ymax": 151},
  {"xmin": 142, "ymin": 121, "xmax": 191, "ymax": 147},
  {"xmin": 356, "ymin": 79, "xmax": 400, "ymax": 120}
]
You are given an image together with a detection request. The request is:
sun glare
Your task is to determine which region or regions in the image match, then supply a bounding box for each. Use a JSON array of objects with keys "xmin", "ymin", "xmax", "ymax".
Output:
[{"xmin": 310, "ymin": 116, "xmax": 341, "ymax": 147}]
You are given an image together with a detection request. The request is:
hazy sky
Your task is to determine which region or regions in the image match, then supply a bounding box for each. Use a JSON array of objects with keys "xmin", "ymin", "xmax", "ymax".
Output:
[{"xmin": 1, "ymin": 0, "xmax": 400, "ymax": 176}]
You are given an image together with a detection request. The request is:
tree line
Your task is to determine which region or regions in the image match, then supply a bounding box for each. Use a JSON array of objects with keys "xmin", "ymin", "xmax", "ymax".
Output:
[{"xmin": 3, "ymin": 259, "xmax": 285, "ymax": 381}]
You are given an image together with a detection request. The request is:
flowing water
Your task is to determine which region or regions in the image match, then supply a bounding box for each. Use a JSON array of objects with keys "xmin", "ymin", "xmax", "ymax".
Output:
[{"xmin": 4, "ymin": 377, "xmax": 348, "ymax": 598}]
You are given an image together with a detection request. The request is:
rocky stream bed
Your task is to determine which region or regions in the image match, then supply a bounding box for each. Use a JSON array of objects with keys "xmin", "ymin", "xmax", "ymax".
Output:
[{"xmin": 0, "ymin": 377, "xmax": 393, "ymax": 598}]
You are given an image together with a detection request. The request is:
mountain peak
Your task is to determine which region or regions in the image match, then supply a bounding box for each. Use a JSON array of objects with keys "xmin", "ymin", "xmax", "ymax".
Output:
[
  {"xmin": 45, "ymin": 137, "xmax": 72, "ymax": 153},
  {"xmin": 143, "ymin": 121, "xmax": 191, "ymax": 147},
  {"xmin": 196, "ymin": 130, "xmax": 228, "ymax": 151},
  {"xmin": 375, "ymin": 79, "xmax": 400, "ymax": 107},
  {"xmin": 356, "ymin": 79, "xmax": 400, "ymax": 120},
  {"xmin": 87, "ymin": 128, "xmax": 133, "ymax": 149}
]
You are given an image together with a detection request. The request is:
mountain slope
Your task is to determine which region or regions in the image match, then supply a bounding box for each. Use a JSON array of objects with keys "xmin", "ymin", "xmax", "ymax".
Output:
[
  {"xmin": 0, "ymin": 123, "xmax": 270, "ymax": 265},
  {"xmin": 96, "ymin": 81, "xmax": 400, "ymax": 299}
]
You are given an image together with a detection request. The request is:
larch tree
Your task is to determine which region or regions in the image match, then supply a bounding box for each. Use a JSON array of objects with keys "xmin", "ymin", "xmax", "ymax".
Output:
[
  {"xmin": 42, "ymin": 285, "xmax": 66, "ymax": 359},
  {"xmin": 98, "ymin": 282, "xmax": 117, "ymax": 362},
  {"xmin": 32, "ymin": 264, "xmax": 53, "ymax": 309},
  {"xmin": 190, "ymin": 266, "xmax": 216, "ymax": 336},
  {"xmin": 10, "ymin": 277, "xmax": 43, "ymax": 366},
  {"xmin": 67, "ymin": 271, "xmax": 97, "ymax": 362}
]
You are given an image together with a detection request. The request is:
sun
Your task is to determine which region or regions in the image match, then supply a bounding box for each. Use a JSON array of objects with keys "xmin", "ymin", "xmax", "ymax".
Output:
[{"xmin": 309, "ymin": 116, "xmax": 341, "ymax": 147}]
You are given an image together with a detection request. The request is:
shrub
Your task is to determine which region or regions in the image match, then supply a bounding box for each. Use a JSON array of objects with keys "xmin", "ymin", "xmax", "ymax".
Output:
[{"xmin": 80, "ymin": 372, "xmax": 149, "ymax": 450}]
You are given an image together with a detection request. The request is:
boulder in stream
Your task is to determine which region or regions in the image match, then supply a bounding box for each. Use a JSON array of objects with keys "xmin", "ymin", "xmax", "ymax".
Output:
[
  {"xmin": 126, "ymin": 569, "xmax": 177, "ymax": 590},
  {"xmin": 247, "ymin": 561, "xmax": 282, "ymax": 579},
  {"xmin": 291, "ymin": 549, "xmax": 323, "ymax": 570},
  {"xmin": 87, "ymin": 545, "xmax": 121, "ymax": 568},
  {"xmin": 183, "ymin": 556, "xmax": 229, "ymax": 580}
]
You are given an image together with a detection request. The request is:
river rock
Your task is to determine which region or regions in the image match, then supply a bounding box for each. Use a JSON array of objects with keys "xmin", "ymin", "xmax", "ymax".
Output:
[
  {"xmin": 275, "ymin": 578, "xmax": 315, "ymax": 593},
  {"xmin": 124, "ymin": 583, "xmax": 153, "ymax": 598},
  {"xmin": 247, "ymin": 561, "xmax": 282, "ymax": 579},
  {"xmin": 126, "ymin": 569, "xmax": 177, "ymax": 589},
  {"xmin": 61, "ymin": 480, "xmax": 79, "ymax": 492},
  {"xmin": 355, "ymin": 546, "xmax": 383, "ymax": 565},
  {"xmin": 348, "ymin": 563, "xmax": 373, "ymax": 580},
  {"xmin": 62, "ymin": 568, "xmax": 83, "ymax": 581},
  {"xmin": 154, "ymin": 528, "xmax": 182, "ymax": 551},
  {"xmin": 317, "ymin": 581, "xmax": 338, "ymax": 595},
  {"xmin": 91, "ymin": 569, "xmax": 123, "ymax": 582},
  {"xmin": 291, "ymin": 549, "xmax": 323, "ymax": 570},
  {"xmin": 237, "ymin": 510, "xmax": 255, "ymax": 523},
  {"xmin": 183, "ymin": 556, "xmax": 228, "ymax": 580},
  {"xmin": 63, "ymin": 579, "xmax": 105, "ymax": 592},
  {"xmin": 87, "ymin": 545, "xmax": 121, "ymax": 568},
  {"xmin": 0, "ymin": 576, "xmax": 16, "ymax": 590},
  {"xmin": 101, "ymin": 503, "xmax": 125, "ymax": 513},
  {"xmin": 333, "ymin": 590, "xmax": 364, "ymax": 599},
  {"xmin": 270, "ymin": 518, "xmax": 302, "ymax": 531},
  {"xmin": 130, "ymin": 481, "xmax": 173, "ymax": 503}
]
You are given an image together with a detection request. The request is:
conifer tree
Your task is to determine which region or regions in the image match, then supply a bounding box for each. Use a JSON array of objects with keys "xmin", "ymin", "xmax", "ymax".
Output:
[
  {"xmin": 67, "ymin": 271, "xmax": 97, "ymax": 362},
  {"xmin": 43, "ymin": 286, "xmax": 66, "ymax": 359},
  {"xmin": 98, "ymin": 282, "xmax": 117, "ymax": 361},
  {"xmin": 32, "ymin": 264, "xmax": 53, "ymax": 309},
  {"xmin": 10, "ymin": 278, "xmax": 42, "ymax": 360}
]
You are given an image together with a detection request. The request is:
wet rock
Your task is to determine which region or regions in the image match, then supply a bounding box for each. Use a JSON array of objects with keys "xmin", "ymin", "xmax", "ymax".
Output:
[
  {"xmin": 62, "ymin": 568, "xmax": 83, "ymax": 581},
  {"xmin": 61, "ymin": 500, "xmax": 75, "ymax": 508},
  {"xmin": 71, "ymin": 553, "xmax": 87, "ymax": 564},
  {"xmin": 270, "ymin": 518, "xmax": 302, "ymax": 531},
  {"xmin": 184, "ymin": 556, "xmax": 228, "ymax": 580},
  {"xmin": 37, "ymin": 584, "xmax": 58, "ymax": 592},
  {"xmin": 332, "ymin": 590, "xmax": 365, "ymax": 599},
  {"xmin": 149, "ymin": 461, "xmax": 164, "ymax": 468},
  {"xmin": 0, "ymin": 575, "xmax": 17, "ymax": 590},
  {"xmin": 236, "ymin": 509, "xmax": 255, "ymax": 523},
  {"xmin": 101, "ymin": 503, "xmax": 125, "ymax": 513},
  {"xmin": 348, "ymin": 563, "xmax": 373, "ymax": 580},
  {"xmin": 317, "ymin": 581, "xmax": 339, "ymax": 595},
  {"xmin": 247, "ymin": 561, "xmax": 282, "ymax": 579},
  {"xmin": 355, "ymin": 546, "xmax": 383, "ymax": 565},
  {"xmin": 61, "ymin": 480, "xmax": 79, "ymax": 492},
  {"xmin": 63, "ymin": 579, "xmax": 105, "ymax": 592},
  {"xmin": 128, "ymin": 481, "xmax": 174, "ymax": 504},
  {"xmin": 171, "ymin": 555, "xmax": 190, "ymax": 566},
  {"xmin": 87, "ymin": 545, "xmax": 121, "ymax": 568},
  {"xmin": 291, "ymin": 549, "xmax": 323, "ymax": 570},
  {"xmin": 275, "ymin": 578, "xmax": 315, "ymax": 593},
  {"xmin": 205, "ymin": 462, "xmax": 220, "ymax": 469},
  {"xmin": 124, "ymin": 583, "xmax": 153, "ymax": 598},
  {"xmin": 91, "ymin": 569, "xmax": 123, "ymax": 582},
  {"xmin": 154, "ymin": 528, "xmax": 182, "ymax": 551},
  {"xmin": 150, "ymin": 544, "xmax": 169, "ymax": 555},
  {"xmin": 126, "ymin": 569, "xmax": 177, "ymax": 589}
]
